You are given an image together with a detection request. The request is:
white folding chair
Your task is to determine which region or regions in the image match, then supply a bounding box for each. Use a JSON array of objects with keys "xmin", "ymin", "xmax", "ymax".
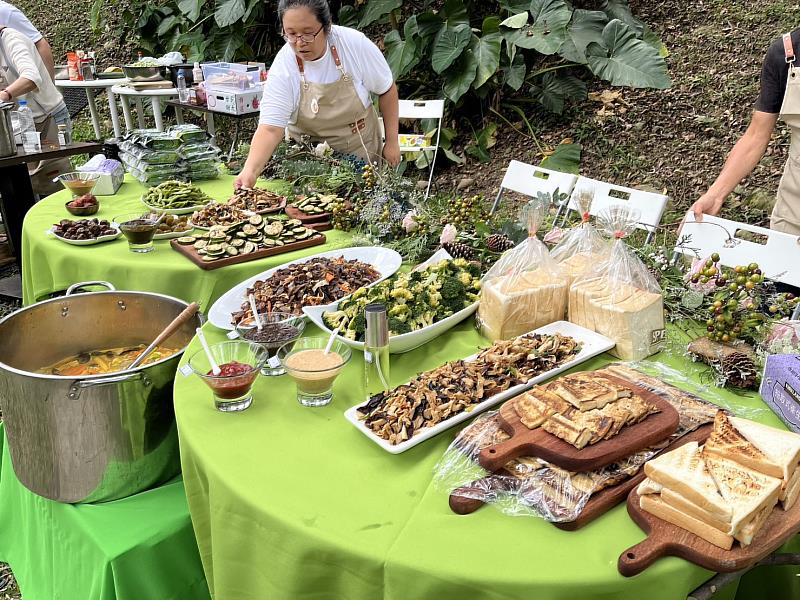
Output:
[
  {"xmin": 676, "ymin": 211, "xmax": 800, "ymax": 287},
  {"xmin": 563, "ymin": 176, "xmax": 668, "ymax": 244},
  {"xmin": 489, "ymin": 160, "xmax": 578, "ymax": 215},
  {"xmin": 391, "ymin": 99, "xmax": 444, "ymax": 199}
]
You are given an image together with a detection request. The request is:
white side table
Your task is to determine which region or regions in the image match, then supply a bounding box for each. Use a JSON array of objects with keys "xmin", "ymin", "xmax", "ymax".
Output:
[
  {"xmin": 54, "ymin": 78, "xmax": 129, "ymax": 139},
  {"xmin": 110, "ymin": 85, "xmax": 178, "ymax": 133}
]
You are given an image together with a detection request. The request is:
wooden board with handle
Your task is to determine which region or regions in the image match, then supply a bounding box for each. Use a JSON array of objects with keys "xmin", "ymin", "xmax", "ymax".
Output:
[
  {"xmin": 449, "ymin": 424, "xmax": 712, "ymax": 530},
  {"xmin": 477, "ymin": 374, "xmax": 680, "ymax": 473},
  {"xmin": 170, "ymin": 233, "xmax": 326, "ymax": 271},
  {"xmin": 285, "ymin": 205, "xmax": 331, "ymax": 224},
  {"xmin": 619, "ymin": 479, "xmax": 800, "ymax": 576}
]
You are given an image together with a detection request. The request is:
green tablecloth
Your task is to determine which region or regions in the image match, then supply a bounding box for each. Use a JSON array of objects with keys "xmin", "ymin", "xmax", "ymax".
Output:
[
  {"xmin": 0, "ymin": 425, "xmax": 209, "ymax": 600},
  {"xmin": 21, "ymin": 175, "xmax": 351, "ymax": 307},
  {"xmin": 175, "ymin": 321, "xmax": 800, "ymax": 600}
]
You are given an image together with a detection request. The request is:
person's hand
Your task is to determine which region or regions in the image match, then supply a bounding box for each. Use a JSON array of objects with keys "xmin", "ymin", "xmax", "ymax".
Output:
[
  {"xmin": 382, "ymin": 139, "xmax": 401, "ymax": 167},
  {"xmin": 689, "ymin": 193, "xmax": 725, "ymax": 222},
  {"xmin": 234, "ymin": 169, "xmax": 257, "ymax": 190}
]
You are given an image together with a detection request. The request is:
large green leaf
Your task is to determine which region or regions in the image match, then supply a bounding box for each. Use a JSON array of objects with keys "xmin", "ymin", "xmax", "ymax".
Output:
[
  {"xmin": 466, "ymin": 122, "xmax": 498, "ymax": 162},
  {"xmin": 500, "ymin": 0, "xmax": 531, "ymax": 13},
  {"xmin": 585, "ymin": 19, "xmax": 671, "ymax": 89},
  {"xmin": 502, "ymin": 52, "xmax": 526, "ymax": 90},
  {"xmin": 417, "ymin": 12, "xmax": 444, "ymax": 41},
  {"xmin": 358, "ymin": 0, "xmax": 402, "ymax": 28},
  {"xmin": 510, "ymin": 0, "xmax": 571, "ymax": 55},
  {"xmin": 483, "ymin": 16, "xmax": 502, "ymax": 35},
  {"xmin": 601, "ymin": 0, "xmax": 643, "ymax": 36},
  {"xmin": 438, "ymin": 127, "xmax": 464, "ymax": 164},
  {"xmin": 559, "ymin": 9, "xmax": 607, "ymax": 63},
  {"xmin": 442, "ymin": 0, "xmax": 469, "ymax": 26},
  {"xmin": 432, "ymin": 23, "xmax": 472, "ymax": 74},
  {"xmin": 384, "ymin": 17, "xmax": 422, "ymax": 79},
  {"xmin": 177, "ymin": 0, "xmax": 203, "ymax": 22},
  {"xmin": 443, "ymin": 48, "xmax": 478, "ymax": 103},
  {"xmin": 214, "ymin": 0, "xmax": 246, "ymax": 28},
  {"xmin": 500, "ymin": 12, "xmax": 528, "ymax": 29},
  {"xmin": 338, "ymin": 5, "xmax": 358, "ymax": 28},
  {"xmin": 471, "ymin": 33, "xmax": 503, "ymax": 89},
  {"xmin": 213, "ymin": 29, "xmax": 245, "ymax": 62},
  {"xmin": 531, "ymin": 72, "xmax": 587, "ymax": 114},
  {"xmin": 156, "ymin": 15, "xmax": 180, "ymax": 37},
  {"xmin": 642, "ymin": 24, "xmax": 669, "ymax": 58},
  {"xmin": 90, "ymin": 0, "xmax": 103, "ymax": 30},
  {"xmin": 540, "ymin": 142, "xmax": 581, "ymax": 174}
]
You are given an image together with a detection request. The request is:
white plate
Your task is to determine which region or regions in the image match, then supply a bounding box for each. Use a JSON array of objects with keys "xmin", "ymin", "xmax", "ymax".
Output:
[
  {"xmin": 304, "ymin": 301, "xmax": 479, "ymax": 354},
  {"xmin": 207, "ymin": 246, "xmax": 403, "ymax": 330},
  {"xmin": 140, "ymin": 194, "xmax": 210, "ymax": 215},
  {"xmin": 46, "ymin": 224, "xmax": 122, "ymax": 246},
  {"xmin": 343, "ymin": 321, "xmax": 616, "ymax": 454},
  {"xmin": 153, "ymin": 227, "xmax": 195, "ymax": 240}
]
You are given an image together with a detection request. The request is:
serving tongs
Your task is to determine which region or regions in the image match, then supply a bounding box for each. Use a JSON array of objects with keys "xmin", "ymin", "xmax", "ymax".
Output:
[{"xmin": 129, "ymin": 302, "xmax": 200, "ymax": 369}]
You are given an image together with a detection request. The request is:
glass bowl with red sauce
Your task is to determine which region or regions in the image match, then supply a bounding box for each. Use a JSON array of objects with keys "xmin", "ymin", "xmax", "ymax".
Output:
[{"xmin": 188, "ymin": 340, "xmax": 268, "ymax": 412}]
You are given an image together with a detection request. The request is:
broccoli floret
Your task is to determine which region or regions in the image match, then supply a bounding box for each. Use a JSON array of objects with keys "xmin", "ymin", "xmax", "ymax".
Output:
[
  {"xmin": 427, "ymin": 290, "xmax": 442, "ymax": 308},
  {"xmin": 322, "ymin": 310, "xmax": 349, "ymax": 331},
  {"xmin": 342, "ymin": 329, "xmax": 357, "ymax": 341},
  {"xmin": 388, "ymin": 317, "xmax": 411, "ymax": 335},
  {"xmin": 388, "ymin": 303, "xmax": 411, "ymax": 320},
  {"xmin": 414, "ymin": 311, "xmax": 435, "ymax": 328},
  {"xmin": 390, "ymin": 287, "xmax": 414, "ymax": 302},
  {"xmin": 408, "ymin": 270, "xmax": 424, "ymax": 283},
  {"xmin": 441, "ymin": 277, "xmax": 466, "ymax": 300},
  {"xmin": 350, "ymin": 312, "xmax": 367, "ymax": 336},
  {"xmin": 465, "ymin": 262, "xmax": 483, "ymax": 279}
]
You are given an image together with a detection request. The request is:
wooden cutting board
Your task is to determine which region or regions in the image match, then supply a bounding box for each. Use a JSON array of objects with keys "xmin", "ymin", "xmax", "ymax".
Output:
[
  {"xmin": 449, "ymin": 424, "xmax": 713, "ymax": 530},
  {"xmin": 477, "ymin": 375, "xmax": 680, "ymax": 473},
  {"xmin": 285, "ymin": 205, "xmax": 331, "ymax": 224},
  {"xmin": 170, "ymin": 233, "xmax": 325, "ymax": 271},
  {"xmin": 619, "ymin": 479, "xmax": 800, "ymax": 576}
]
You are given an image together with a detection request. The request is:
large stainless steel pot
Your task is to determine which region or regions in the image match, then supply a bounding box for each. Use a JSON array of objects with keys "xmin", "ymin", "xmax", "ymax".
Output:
[
  {"xmin": 0, "ymin": 282, "xmax": 201, "ymax": 503},
  {"xmin": 0, "ymin": 101, "xmax": 16, "ymax": 158}
]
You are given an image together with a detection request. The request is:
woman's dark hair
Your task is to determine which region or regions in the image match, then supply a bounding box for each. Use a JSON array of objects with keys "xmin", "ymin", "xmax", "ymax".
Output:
[{"xmin": 278, "ymin": 0, "xmax": 333, "ymax": 32}]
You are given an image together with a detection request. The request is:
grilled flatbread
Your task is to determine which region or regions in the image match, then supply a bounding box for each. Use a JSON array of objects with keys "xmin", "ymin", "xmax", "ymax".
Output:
[
  {"xmin": 703, "ymin": 412, "xmax": 783, "ymax": 478},
  {"xmin": 550, "ymin": 372, "xmax": 632, "ymax": 411},
  {"xmin": 728, "ymin": 416, "xmax": 800, "ymax": 481},
  {"xmin": 514, "ymin": 387, "xmax": 572, "ymax": 429},
  {"xmin": 644, "ymin": 441, "xmax": 731, "ymax": 521},
  {"xmin": 702, "ymin": 451, "xmax": 781, "ymax": 535}
]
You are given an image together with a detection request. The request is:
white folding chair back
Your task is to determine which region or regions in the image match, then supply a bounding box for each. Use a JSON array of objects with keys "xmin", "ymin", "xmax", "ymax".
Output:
[
  {"xmin": 677, "ymin": 211, "xmax": 800, "ymax": 287},
  {"xmin": 490, "ymin": 160, "xmax": 578, "ymax": 214},
  {"xmin": 396, "ymin": 99, "xmax": 444, "ymax": 199},
  {"xmin": 564, "ymin": 176, "xmax": 668, "ymax": 243}
]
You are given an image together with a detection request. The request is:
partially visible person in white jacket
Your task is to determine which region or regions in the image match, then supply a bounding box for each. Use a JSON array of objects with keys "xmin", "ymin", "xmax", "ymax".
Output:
[
  {"xmin": 0, "ymin": 1, "xmax": 55, "ymax": 78},
  {"xmin": 0, "ymin": 26, "xmax": 71, "ymax": 194}
]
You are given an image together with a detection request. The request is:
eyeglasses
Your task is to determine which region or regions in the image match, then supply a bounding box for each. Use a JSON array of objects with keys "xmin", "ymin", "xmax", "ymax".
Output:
[{"xmin": 282, "ymin": 25, "xmax": 324, "ymax": 44}]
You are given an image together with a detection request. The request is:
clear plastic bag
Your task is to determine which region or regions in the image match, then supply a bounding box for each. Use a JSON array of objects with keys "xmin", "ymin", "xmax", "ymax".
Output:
[
  {"xmin": 179, "ymin": 142, "xmax": 221, "ymax": 161},
  {"xmin": 568, "ymin": 206, "xmax": 665, "ymax": 360},
  {"xmin": 477, "ymin": 197, "xmax": 569, "ymax": 341},
  {"xmin": 433, "ymin": 362, "xmax": 722, "ymax": 522},
  {"xmin": 168, "ymin": 124, "xmax": 209, "ymax": 143},
  {"xmin": 549, "ymin": 190, "xmax": 610, "ymax": 285}
]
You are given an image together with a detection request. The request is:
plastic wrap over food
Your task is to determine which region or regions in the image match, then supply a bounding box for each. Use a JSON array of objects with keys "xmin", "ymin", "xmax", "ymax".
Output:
[
  {"xmin": 550, "ymin": 190, "xmax": 610, "ymax": 285},
  {"xmin": 568, "ymin": 206, "xmax": 665, "ymax": 360},
  {"xmin": 433, "ymin": 362, "xmax": 722, "ymax": 521},
  {"xmin": 477, "ymin": 198, "xmax": 569, "ymax": 342}
]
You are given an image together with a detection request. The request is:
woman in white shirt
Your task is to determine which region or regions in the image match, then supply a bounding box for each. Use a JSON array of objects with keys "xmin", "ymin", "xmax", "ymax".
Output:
[{"xmin": 235, "ymin": 0, "xmax": 400, "ymax": 189}]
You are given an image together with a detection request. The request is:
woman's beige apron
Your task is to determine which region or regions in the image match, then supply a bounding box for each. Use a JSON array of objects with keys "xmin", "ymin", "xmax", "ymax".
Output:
[
  {"xmin": 287, "ymin": 43, "xmax": 382, "ymax": 164},
  {"xmin": 773, "ymin": 33, "xmax": 800, "ymax": 234}
]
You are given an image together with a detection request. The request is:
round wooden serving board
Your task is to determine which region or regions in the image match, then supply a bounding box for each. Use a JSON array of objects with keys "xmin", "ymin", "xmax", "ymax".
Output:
[
  {"xmin": 477, "ymin": 375, "xmax": 680, "ymax": 473},
  {"xmin": 619, "ymin": 482, "xmax": 800, "ymax": 577}
]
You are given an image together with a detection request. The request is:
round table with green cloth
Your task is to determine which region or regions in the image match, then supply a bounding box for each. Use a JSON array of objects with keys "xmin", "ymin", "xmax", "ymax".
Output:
[
  {"xmin": 175, "ymin": 320, "xmax": 800, "ymax": 600},
  {"xmin": 20, "ymin": 174, "xmax": 351, "ymax": 307}
]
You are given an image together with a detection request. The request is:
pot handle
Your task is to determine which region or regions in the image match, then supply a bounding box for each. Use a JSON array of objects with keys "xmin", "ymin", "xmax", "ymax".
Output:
[
  {"xmin": 68, "ymin": 371, "xmax": 150, "ymax": 399},
  {"xmin": 66, "ymin": 281, "xmax": 116, "ymax": 296}
]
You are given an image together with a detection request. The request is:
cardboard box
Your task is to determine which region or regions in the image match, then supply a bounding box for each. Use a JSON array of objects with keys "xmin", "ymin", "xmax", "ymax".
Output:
[
  {"xmin": 760, "ymin": 354, "xmax": 800, "ymax": 433},
  {"xmin": 205, "ymin": 87, "xmax": 261, "ymax": 115}
]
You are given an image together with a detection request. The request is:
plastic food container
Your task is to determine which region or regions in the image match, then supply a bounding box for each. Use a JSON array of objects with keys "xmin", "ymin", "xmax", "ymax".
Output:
[{"xmin": 201, "ymin": 62, "xmax": 260, "ymax": 91}]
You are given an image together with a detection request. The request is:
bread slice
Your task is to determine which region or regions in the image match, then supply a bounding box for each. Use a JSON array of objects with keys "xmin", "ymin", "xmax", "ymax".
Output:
[
  {"xmin": 702, "ymin": 451, "xmax": 781, "ymax": 534},
  {"xmin": 782, "ymin": 469, "xmax": 800, "ymax": 510},
  {"xmin": 644, "ymin": 441, "xmax": 732, "ymax": 521},
  {"xmin": 514, "ymin": 388, "xmax": 571, "ymax": 429},
  {"xmin": 734, "ymin": 502, "xmax": 774, "ymax": 546},
  {"xmin": 660, "ymin": 488, "xmax": 730, "ymax": 533},
  {"xmin": 637, "ymin": 477, "xmax": 663, "ymax": 496},
  {"xmin": 729, "ymin": 416, "xmax": 800, "ymax": 481},
  {"xmin": 550, "ymin": 373, "xmax": 629, "ymax": 412},
  {"xmin": 704, "ymin": 412, "xmax": 783, "ymax": 478},
  {"xmin": 780, "ymin": 467, "xmax": 800, "ymax": 502},
  {"xmin": 640, "ymin": 493, "xmax": 734, "ymax": 550}
]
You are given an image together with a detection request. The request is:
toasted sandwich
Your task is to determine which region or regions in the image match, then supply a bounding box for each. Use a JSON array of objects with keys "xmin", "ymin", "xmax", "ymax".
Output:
[
  {"xmin": 644, "ymin": 441, "xmax": 732, "ymax": 521},
  {"xmin": 781, "ymin": 467, "xmax": 800, "ymax": 510},
  {"xmin": 728, "ymin": 415, "xmax": 800, "ymax": 481},
  {"xmin": 660, "ymin": 487, "xmax": 730, "ymax": 533},
  {"xmin": 701, "ymin": 451, "xmax": 781, "ymax": 535},
  {"xmin": 640, "ymin": 494, "xmax": 734, "ymax": 550},
  {"xmin": 636, "ymin": 477, "xmax": 663, "ymax": 496},
  {"xmin": 703, "ymin": 412, "xmax": 783, "ymax": 478}
]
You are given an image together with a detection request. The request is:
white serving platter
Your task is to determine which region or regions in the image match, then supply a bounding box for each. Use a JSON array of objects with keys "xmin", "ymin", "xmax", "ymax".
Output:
[
  {"xmin": 153, "ymin": 227, "xmax": 195, "ymax": 240},
  {"xmin": 140, "ymin": 195, "xmax": 209, "ymax": 215},
  {"xmin": 304, "ymin": 300, "xmax": 479, "ymax": 355},
  {"xmin": 46, "ymin": 224, "xmax": 122, "ymax": 246},
  {"xmin": 343, "ymin": 320, "xmax": 616, "ymax": 454},
  {"xmin": 208, "ymin": 246, "xmax": 403, "ymax": 330}
]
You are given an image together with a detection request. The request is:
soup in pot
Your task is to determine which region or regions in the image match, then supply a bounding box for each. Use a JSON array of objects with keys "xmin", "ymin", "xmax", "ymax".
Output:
[{"xmin": 40, "ymin": 345, "xmax": 178, "ymax": 376}]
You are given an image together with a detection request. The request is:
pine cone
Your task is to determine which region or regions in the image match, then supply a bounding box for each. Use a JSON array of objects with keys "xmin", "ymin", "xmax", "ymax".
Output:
[
  {"xmin": 442, "ymin": 242, "xmax": 475, "ymax": 260},
  {"xmin": 719, "ymin": 352, "xmax": 759, "ymax": 389},
  {"xmin": 486, "ymin": 233, "xmax": 515, "ymax": 253}
]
